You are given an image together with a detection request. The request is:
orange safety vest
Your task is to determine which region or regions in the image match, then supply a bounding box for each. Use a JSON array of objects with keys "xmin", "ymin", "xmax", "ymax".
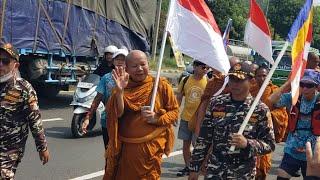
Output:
[{"xmin": 289, "ymin": 97, "xmax": 320, "ymax": 135}]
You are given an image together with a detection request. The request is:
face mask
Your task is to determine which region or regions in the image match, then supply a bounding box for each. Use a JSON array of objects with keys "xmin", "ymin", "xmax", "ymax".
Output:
[{"xmin": 0, "ymin": 70, "xmax": 14, "ymax": 83}]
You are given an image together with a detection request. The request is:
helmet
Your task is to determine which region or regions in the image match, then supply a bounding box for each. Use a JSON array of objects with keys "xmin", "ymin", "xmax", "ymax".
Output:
[{"xmin": 104, "ymin": 45, "xmax": 118, "ymax": 54}]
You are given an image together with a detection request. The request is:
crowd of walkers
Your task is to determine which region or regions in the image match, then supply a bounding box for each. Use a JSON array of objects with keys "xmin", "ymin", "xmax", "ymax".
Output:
[{"xmin": 0, "ymin": 43, "xmax": 320, "ymax": 180}]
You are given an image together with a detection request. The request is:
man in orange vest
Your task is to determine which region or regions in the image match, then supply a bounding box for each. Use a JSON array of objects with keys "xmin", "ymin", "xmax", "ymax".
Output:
[{"xmin": 269, "ymin": 69, "xmax": 320, "ymax": 179}]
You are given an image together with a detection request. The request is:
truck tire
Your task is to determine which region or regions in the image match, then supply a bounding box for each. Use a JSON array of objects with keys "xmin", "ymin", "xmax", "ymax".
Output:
[{"xmin": 33, "ymin": 83, "xmax": 60, "ymax": 98}]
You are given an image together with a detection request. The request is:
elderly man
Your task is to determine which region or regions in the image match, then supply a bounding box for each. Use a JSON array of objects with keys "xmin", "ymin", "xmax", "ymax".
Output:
[
  {"xmin": 189, "ymin": 61, "xmax": 275, "ymax": 179},
  {"xmin": 251, "ymin": 66, "xmax": 288, "ymax": 180},
  {"xmin": 104, "ymin": 50, "xmax": 179, "ymax": 180},
  {"xmin": 0, "ymin": 43, "xmax": 49, "ymax": 179},
  {"xmin": 269, "ymin": 69, "xmax": 320, "ymax": 179},
  {"xmin": 82, "ymin": 48, "xmax": 128, "ymax": 149}
]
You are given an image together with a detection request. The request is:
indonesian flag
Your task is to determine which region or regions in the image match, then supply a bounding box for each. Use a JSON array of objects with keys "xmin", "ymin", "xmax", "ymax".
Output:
[
  {"xmin": 287, "ymin": 0, "xmax": 313, "ymax": 105},
  {"xmin": 166, "ymin": 0, "xmax": 230, "ymax": 74},
  {"xmin": 244, "ymin": 0, "xmax": 273, "ymax": 64}
]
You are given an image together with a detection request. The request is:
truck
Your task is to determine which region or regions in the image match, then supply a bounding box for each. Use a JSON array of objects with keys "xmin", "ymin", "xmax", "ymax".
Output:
[{"xmin": 0, "ymin": 0, "xmax": 156, "ymax": 97}]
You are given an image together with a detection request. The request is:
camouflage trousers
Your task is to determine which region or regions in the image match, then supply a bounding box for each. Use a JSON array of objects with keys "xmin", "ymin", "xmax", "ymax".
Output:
[{"xmin": 0, "ymin": 150, "xmax": 22, "ymax": 180}]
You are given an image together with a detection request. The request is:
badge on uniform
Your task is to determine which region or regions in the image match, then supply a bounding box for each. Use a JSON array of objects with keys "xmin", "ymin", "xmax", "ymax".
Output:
[
  {"xmin": 249, "ymin": 113, "xmax": 258, "ymax": 123},
  {"xmin": 212, "ymin": 111, "xmax": 226, "ymax": 118}
]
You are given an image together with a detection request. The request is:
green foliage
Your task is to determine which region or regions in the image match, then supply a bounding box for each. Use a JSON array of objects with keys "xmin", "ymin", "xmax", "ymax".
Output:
[
  {"xmin": 206, "ymin": 0, "xmax": 249, "ymax": 40},
  {"xmin": 268, "ymin": 0, "xmax": 304, "ymax": 40}
]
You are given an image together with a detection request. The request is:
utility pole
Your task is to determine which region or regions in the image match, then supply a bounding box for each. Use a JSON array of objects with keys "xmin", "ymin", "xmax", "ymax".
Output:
[{"xmin": 151, "ymin": 0, "xmax": 162, "ymax": 61}]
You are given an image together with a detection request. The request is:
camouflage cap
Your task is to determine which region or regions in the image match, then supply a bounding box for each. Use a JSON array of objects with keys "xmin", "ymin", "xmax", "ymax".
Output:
[
  {"xmin": 228, "ymin": 61, "xmax": 255, "ymax": 80},
  {"xmin": 0, "ymin": 43, "xmax": 19, "ymax": 61}
]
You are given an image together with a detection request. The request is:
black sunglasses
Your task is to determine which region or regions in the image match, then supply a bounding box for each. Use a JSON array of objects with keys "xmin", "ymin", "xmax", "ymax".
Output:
[
  {"xmin": 198, "ymin": 65, "xmax": 209, "ymax": 70},
  {"xmin": 0, "ymin": 57, "xmax": 11, "ymax": 65},
  {"xmin": 300, "ymin": 82, "xmax": 316, "ymax": 88}
]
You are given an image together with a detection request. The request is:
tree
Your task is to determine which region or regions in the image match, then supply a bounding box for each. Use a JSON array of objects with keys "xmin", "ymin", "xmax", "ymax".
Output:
[
  {"xmin": 206, "ymin": 0, "xmax": 249, "ymax": 40},
  {"xmin": 268, "ymin": 0, "xmax": 320, "ymax": 49}
]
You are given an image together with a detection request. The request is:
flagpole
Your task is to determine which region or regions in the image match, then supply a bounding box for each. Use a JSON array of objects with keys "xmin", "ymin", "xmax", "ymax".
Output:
[
  {"xmin": 150, "ymin": 0, "xmax": 174, "ymax": 112},
  {"xmin": 230, "ymin": 41, "xmax": 289, "ymax": 152}
]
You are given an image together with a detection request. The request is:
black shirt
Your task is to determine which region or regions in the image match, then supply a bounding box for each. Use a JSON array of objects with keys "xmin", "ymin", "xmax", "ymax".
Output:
[{"xmin": 93, "ymin": 61, "xmax": 114, "ymax": 77}]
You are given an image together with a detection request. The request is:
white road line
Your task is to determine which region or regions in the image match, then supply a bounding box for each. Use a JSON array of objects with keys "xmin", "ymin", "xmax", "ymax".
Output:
[
  {"xmin": 45, "ymin": 130, "xmax": 65, "ymax": 134},
  {"xmin": 69, "ymin": 149, "xmax": 184, "ymax": 180},
  {"xmin": 42, "ymin": 118, "xmax": 64, "ymax": 122}
]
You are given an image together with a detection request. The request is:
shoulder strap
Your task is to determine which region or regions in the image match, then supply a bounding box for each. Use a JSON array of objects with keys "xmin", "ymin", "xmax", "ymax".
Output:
[{"xmin": 181, "ymin": 75, "xmax": 190, "ymax": 93}]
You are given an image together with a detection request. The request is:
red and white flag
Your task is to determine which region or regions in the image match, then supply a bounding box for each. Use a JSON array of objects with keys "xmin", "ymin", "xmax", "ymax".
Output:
[
  {"xmin": 166, "ymin": 0, "xmax": 230, "ymax": 74},
  {"xmin": 244, "ymin": 0, "xmax": 273, "ymax": 64}
]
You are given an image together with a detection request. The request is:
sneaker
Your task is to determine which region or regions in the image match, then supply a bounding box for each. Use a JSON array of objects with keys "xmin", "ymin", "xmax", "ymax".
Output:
[
  {"xmin": 292, "ymin": 171, "xmax": 301, "ymax": 177},
  {"xmin": 177, "ymin": 167, "xmax": 190, "ymax": 177}
]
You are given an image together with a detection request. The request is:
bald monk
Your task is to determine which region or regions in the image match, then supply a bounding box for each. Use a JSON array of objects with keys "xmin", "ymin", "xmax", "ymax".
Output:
[
  {"xmin": 251, "ymin": 66, "xmax": 288, "ymax": 180},
  {"xmin": 104, "ymin": 50, "xmax": 179, "ymax": 180}
]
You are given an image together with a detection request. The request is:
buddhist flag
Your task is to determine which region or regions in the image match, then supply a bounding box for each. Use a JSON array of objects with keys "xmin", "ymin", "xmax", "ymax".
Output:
[
  {"xmin": 244, "ymin": 0, "xmax": 273, "ymax": 64},
  {"xmin": 166, "ymin": 0, "xmax": 230, "ymax": 74},
  {"xmin": 287, "ymin": 0, "xmax": 313, "ymax": 105}
]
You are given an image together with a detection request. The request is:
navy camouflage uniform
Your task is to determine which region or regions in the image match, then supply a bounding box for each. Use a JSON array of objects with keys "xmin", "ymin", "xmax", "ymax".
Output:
[
  {"xmin": 0, "ymin": 78, "xmax": 47, "ymax": 179},
  {"xmin": 189, "ymin": 93, "xmax": 276, "ymax": 179}
]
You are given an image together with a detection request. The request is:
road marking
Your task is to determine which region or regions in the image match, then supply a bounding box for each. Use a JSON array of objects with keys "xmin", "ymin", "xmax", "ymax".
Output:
[
  {"xmin": 45, "ymin": 130, "xmax": 65, "ymax": 134},
  {"xmin": 69, "ymin": 149, "xmax": 183, "ymax": 180},
  {"xmin": 42, "ymin": 118, "xmax": 64, "ymax": 122}
]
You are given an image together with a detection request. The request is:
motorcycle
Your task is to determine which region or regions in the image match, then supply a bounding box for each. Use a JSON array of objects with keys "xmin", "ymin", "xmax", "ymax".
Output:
[{"xmin": 70, "ymin": 74, "xmax": 104, "ymax": 138}]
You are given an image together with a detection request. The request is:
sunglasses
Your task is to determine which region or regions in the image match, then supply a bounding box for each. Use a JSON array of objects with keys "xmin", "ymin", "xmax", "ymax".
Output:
[
  {"xmin": 0, "ymin": 57, "xmax": 11, "ymax": 65},
  {"xmin": 300, "ymin": 82, "xmax": 316, "ymax": 88},
  {"xmin": 199, "ymin": 65, "xmax": 209, "ymax": 70}
]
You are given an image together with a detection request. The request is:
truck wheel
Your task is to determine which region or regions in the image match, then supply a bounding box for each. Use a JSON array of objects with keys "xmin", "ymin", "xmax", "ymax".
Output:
[
  {"xmin": 71, "ymin": 114, "xmax": 86, "ymax": 138},
  {"xmin": 33, "ymin": 83, "xmax": 60, "ymax": 98}
]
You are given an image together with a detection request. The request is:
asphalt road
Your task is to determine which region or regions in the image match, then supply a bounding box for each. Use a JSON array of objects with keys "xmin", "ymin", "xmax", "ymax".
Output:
[{"xmin": 14, "ymin": 91, "xmax": 299, "ymax": 180}]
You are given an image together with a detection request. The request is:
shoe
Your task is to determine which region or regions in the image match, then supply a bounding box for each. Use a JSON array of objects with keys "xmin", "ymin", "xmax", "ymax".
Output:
[
  {"xmin": 177, "ymin": 167, "xmax": 190, "ymax": 177},
  {"xmin": 292, "ymin": 171, "xmax": 301, "ymax": 177}
]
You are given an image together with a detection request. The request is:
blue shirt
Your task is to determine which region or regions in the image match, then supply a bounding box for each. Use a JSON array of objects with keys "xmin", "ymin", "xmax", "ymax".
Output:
[
  {"xmin": 275, "ymin": 93, "xmax": 319, "ymax": 161},
  {"xmin": 95, "ymin": 73, "xmax": 116, "ymax": 127}
]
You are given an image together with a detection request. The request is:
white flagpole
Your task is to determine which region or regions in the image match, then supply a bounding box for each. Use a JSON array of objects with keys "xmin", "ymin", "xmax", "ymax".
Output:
[
  {"xmin": 150, "ymin": 0, "xmax": 174, "ymax": 111},
  {"xmin": 230, "ymin": 41, "xmax": 289, "ymax": 152}
]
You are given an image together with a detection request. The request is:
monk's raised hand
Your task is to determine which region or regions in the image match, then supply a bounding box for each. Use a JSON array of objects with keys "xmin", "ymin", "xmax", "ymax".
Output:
[{"xmin": 112, "ymin": 66, "xmax": 129, "ymax": 91}]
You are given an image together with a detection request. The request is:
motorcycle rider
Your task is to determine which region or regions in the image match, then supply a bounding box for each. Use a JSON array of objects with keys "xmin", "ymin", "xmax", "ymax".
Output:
[
  {"xmin": 82, "ymin": 48, "xmax": 128, "ymax": 148},
  {"xmin": 93, "ymin": 45, "xmax": 118, "ymax": 77}
]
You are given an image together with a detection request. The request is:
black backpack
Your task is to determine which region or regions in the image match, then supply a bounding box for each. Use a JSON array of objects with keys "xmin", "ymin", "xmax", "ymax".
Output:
[{"xmin": 180, "ymin": 75, "xmax": 190, "ymax": 94}]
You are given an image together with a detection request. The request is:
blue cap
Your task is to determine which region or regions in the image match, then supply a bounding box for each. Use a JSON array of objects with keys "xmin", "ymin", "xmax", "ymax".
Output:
[{"xmin": 301, "ymin": 69, "xmax": 320, "ymax": 85}]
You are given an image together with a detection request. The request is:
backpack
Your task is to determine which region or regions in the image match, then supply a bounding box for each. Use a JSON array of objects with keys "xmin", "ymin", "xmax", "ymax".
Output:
[{"xmin": 180, "ymin": 75, "xmax": 190, "ymax": 94}]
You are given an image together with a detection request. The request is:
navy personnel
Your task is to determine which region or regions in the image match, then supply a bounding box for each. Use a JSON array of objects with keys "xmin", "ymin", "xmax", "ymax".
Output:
[
  {"xmin": 0, "ymin": 43, "xmax": 49, "ymax": 179},
  {"xmin": 189, "ymin": 61, "xmax": 275, "ymax": 179}
]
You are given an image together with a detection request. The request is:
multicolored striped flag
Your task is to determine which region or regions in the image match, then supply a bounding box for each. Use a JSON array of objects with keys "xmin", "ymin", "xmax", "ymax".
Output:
[{"xmin": 287, "ymin": 0, "xmax": 314, "ymax": 105}]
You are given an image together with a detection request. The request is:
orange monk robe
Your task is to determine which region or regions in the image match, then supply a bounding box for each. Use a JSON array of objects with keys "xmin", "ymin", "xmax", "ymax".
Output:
[
  {"xmin": 105, "ymin": 75, "xmax": 179, "ymax": 180},
  {"xmin": 250, "ymin": 82, "xmax": 288, "ymax": 179},
  {"xmin": 250, "ymin": 82, "xmax": 288, "ymax": 142}
]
